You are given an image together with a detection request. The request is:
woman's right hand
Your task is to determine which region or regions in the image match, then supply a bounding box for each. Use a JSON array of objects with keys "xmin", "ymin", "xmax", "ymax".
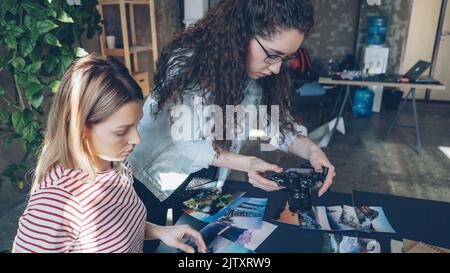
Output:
[
  {"xmin": 148, "ymin": 224, "xmax": 207, "ymax": 253},
  {"xmin": 246, "ymin": 157, "xmax": 284, "ymax": 192}
]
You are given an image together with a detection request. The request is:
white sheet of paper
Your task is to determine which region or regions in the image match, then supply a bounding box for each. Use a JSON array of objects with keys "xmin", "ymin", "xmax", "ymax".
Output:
[{"xmin": 315, "ymin": 117, "xmax": 346, "ymax": 147}]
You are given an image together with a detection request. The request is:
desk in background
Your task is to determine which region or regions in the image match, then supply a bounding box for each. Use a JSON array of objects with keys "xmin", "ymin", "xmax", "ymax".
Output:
[{"xmin": 318, "ymin": 78, "xmax": 446, "ymax": 154}]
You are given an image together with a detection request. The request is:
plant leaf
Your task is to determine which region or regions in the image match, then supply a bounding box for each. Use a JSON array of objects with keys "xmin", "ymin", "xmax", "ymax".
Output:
[
  {"xmin": 24, "ymin": 80, "xmax": 44, "ymax": 99},
  {"xmin": 36, "ymin": 19, "xmax": 58, "ymax": 34},
  {"xmin": 30, "ymin": 93, "xmax": 44, "ymax": 109},
  {"xmin": 22, "ymin": 120, "xmax": 40, "ymax": 142},
  {"xmin": 60, "ymin": 50, "xmax": 74, "ymax": 70},
  {"xmin": 1, "ymin": 0, "xmax": 17, "ymax": 13},
  {"xmin": 43, "ymin": 33, "xmax": 61, "ymax": 47},
  {"xmin": 11, "ymin": 57, "xmax": 25, "ymax": 70},
  {"xmin": 24, "ymin": 15, "xmax": 35, "ymax": 31},
  {"xmin": 20, "ymin": 34, "xmax": 39, "ymax": 57},
  {"xmin": 58, "ymin": 10, "xmax": 74, "ymax": 23},
  {"xmin": 25, "ymin": 61, "xmax": 43, "ymax": 74},
  {"xmin": 6, "ymin": 24, "xmax": 24, "ymax": 37},
  {"xmin": 75, "ymin": 47, "xmax": 88, "ymax": 57},
  {"xmin": 22, "ymin": 130, "xmax": 34, "ymax": 143},
  {"xmin": 43, "ymin": 55, "xmax": 58, "ymax": 74},
  {"xmin": 4, "ymin": 35, "xmax": 17, "ymax": 49},
  {"xmin": 12, "ymin": 112, "xmax": 23, "ymax": 129},
  {"xmin": 48, "ymin": 79, "xmax": 60, "ymax": 93},
  {"xmin": 21, "ymin": 1, "xmax": 46, "ymax": 19}
]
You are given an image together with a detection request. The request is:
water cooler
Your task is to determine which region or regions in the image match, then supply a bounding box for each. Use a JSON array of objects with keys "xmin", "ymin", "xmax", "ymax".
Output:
[{"xmin": 363, "ymin": 16, "xmax": 389, "ymax": 113}]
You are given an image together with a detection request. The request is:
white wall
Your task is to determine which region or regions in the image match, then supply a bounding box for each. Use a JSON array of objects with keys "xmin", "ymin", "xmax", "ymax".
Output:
[
  {"xmin": 183, "ymin": 0, "xmax": 209, "ymax": 28},
  {"xmin": 400, "ymin": 0, "xmax": 442, "ymax": 99}
]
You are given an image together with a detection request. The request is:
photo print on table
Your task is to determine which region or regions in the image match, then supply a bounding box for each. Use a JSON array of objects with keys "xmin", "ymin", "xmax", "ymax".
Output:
[
  {"xmin": 216, "ymin": 197, "xmax": 268, "ymax": 230},
  {"xmin": 183, "ymin": 188, "xmax": 246, "ymax": 223},
  {"xmin": 272, "ymin": 201, "xmax": 395, "ymax": 233},
  {"xmin": 179, "ymin": 222, "xmax": 259, "ymax": 253},
  {"xmin": 272, "ymin": 201, "xmax": 331, "ymax": 230},
  {"xmin": 323, "ymin": 233, "xmax": 381, "ymax": 253}
]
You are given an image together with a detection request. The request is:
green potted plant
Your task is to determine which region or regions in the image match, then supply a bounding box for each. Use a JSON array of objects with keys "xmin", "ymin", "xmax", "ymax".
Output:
[{"xmin": 0, "ymin": 0, "xmax": 101, "ymax": 189}]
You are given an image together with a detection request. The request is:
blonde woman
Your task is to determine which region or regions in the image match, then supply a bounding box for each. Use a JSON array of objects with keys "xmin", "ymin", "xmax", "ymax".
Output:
[{"xmin": 12, "ymin": 54, "xmax": 206, "ymax": 253}]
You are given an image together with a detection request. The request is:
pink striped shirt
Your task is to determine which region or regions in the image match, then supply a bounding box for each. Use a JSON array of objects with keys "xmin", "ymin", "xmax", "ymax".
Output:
[{"xmin": 13, "ymin": 162, "xmax": 147, "ymax": 253}]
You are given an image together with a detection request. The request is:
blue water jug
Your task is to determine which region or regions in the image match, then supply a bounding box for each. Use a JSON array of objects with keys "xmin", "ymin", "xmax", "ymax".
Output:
[
  {"xmin": 367, "ymin": 16, "xmax": 388, "ymax": 45},
  {"xmin": 353, "ymin": 88, "xmax": 375, "ymax": 117}
]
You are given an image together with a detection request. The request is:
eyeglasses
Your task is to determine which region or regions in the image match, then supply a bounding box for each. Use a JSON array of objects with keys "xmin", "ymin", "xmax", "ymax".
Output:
[{"xmin": 255, "ymin": 37, "xmax": 298, "ymax": 65}]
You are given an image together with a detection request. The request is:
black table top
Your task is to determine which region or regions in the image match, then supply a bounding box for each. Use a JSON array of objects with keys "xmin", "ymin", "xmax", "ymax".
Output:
[{"xmin": 157, "ymin": 180, "xmax": 450, "ymax": 253}]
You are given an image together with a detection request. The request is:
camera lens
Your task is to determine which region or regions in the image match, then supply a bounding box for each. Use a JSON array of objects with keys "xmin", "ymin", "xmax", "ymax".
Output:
[{"xmin": 287, "ymin": 188, "xmax": 312, "ymax": 213}]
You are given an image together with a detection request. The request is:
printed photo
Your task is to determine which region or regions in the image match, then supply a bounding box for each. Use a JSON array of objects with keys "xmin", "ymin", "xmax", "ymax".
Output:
[
  {"xmin": 183, "ymin": 188, "xmax": 246, "ymax": 215},
  {"xmin": 216, "ymin": 198, "xmax": 268, "ymax": 230},
  {"xmin": 272, "ymin": 201, "xmax": 300, "ymax": 225},
  {"xmin": 326, "ymin": 205, "xmax": 360, "ymax": 231},
  {"xmin": 298, "ymin": 206, "xmax": 331, "ymax": 230},
  {"xmin": 323, "ymin": 233, "xmax": 381, "ymax": 253},
  {"xmin": 185, "ymin": 222, "xmax": 255, "ymax": 253},
  {"xmin": 220, "ymin": 221, "xmax": 277, "ymax": 251},
  {"xmin": 207, "ymin": 236, "xmax": 254, "ymax": 253},
  {"xmin": 183, "ymin": 189, "xmax": 246, "ymax": 222},
  {"xmin": 355, "ymin": 206, "xmax": 396, "ymax": 233},
  {"xmin": 272, "ymin": 201, "xmax": 331, "ymax": 231}
]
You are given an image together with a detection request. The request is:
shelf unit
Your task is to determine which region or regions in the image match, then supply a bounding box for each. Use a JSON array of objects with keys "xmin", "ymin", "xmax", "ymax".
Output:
[{"xmin": 97, "ymin": 0, "xmax": 158, "ymax": 97}]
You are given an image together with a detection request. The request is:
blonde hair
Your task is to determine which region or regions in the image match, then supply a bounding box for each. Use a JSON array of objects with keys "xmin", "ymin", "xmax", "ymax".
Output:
[{"xmin": 31, "ymin": 54, "xmax": 143, "ymax": 193}]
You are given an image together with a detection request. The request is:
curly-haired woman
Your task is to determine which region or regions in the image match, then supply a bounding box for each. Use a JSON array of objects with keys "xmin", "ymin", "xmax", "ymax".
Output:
[{"xmin": 129, "ymin": 0, "xmax": 336, "ymax": 251}]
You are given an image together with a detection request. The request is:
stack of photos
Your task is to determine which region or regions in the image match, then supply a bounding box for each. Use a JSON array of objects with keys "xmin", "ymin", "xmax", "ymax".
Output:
[
  {"xmin": 323, "ymin": 233, "xmax": 381, "ymax": 253},
  {"xmin": 182, "ymin": 187, "xmax": 246, "ymax": 223},
  {"xmin": 273, "ymin": 201, "xmax": 396, "ymax": 233},
  {"xmin": 216, "ymin": 198, "xmax": 267, "ymax": 230},
  {"xmin": 183, "ymin": 221, "xmax": 277, "ymax": 253},
  {"xmin": 180, "ymin": 197, "xmax": 276, "ymax": 253}
]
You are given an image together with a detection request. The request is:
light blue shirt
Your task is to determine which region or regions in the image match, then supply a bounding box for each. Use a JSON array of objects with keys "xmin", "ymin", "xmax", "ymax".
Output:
[{"xmin": 129, "ymin": 79, "xmax": 307, "ymax": 201}]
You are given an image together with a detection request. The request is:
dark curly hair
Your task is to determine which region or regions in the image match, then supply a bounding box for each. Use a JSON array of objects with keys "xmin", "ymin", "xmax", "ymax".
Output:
[{"xmin": 153, "ymin": 0, "xmax": 314, "ymax": 150}]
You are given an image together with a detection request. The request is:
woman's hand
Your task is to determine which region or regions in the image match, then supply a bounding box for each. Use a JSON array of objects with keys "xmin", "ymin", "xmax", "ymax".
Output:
[
  {"xmin": 246, "ymin": 157, "xmax": 284, "ymax": 192},
  {"xmin": 210, "ymin": 150, "xmax": 284, "ymax": 192},
  {"xmin": 309, "ymin": 146, "xmax": 336, "ymax": 197},
  {"xmin": 147, "ymin": 224, "xmax": 207, "ymax": 253}
]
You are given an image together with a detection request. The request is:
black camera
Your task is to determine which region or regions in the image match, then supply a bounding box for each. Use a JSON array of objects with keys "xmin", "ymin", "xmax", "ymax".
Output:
[{"xmin": 268, "ymin": 162, "xmax": 328, "ymax": 213}]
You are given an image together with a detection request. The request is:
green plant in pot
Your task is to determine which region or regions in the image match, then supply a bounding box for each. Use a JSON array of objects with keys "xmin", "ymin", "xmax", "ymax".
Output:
[{"xmin": 0, "ymin": 0, "xmax": 101, "ymax": 189}]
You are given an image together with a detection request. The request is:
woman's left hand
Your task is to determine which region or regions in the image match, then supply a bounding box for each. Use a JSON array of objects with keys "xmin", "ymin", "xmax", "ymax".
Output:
[{"xmin": 309, "ymin": 146, "xmax": 336, "ymax": 197}]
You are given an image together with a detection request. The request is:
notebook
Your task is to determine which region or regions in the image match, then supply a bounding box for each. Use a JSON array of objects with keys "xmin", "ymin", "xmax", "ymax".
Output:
[{"xmin": 403, "ymin": 239, "xmax": 450, "ymax": 254}]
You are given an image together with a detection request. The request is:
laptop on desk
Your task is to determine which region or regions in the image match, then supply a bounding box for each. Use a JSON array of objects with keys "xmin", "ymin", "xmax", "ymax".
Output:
[
  {"xmin": 380, "ymin": 60, "xmax": 438, "ymax": 84},
  {"xmin": 331, "ymin": 60, "xmax": 440, "ymax": 84},
  {"xmin": 404, "ymin": 60, "xmax": 432, "ymax": 82}
]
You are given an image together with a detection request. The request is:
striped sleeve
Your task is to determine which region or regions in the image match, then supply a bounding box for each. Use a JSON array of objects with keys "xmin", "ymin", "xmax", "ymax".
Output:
[{"xmin": 12, "ymin": 186, "xmax": 83, "ymax": 253}]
